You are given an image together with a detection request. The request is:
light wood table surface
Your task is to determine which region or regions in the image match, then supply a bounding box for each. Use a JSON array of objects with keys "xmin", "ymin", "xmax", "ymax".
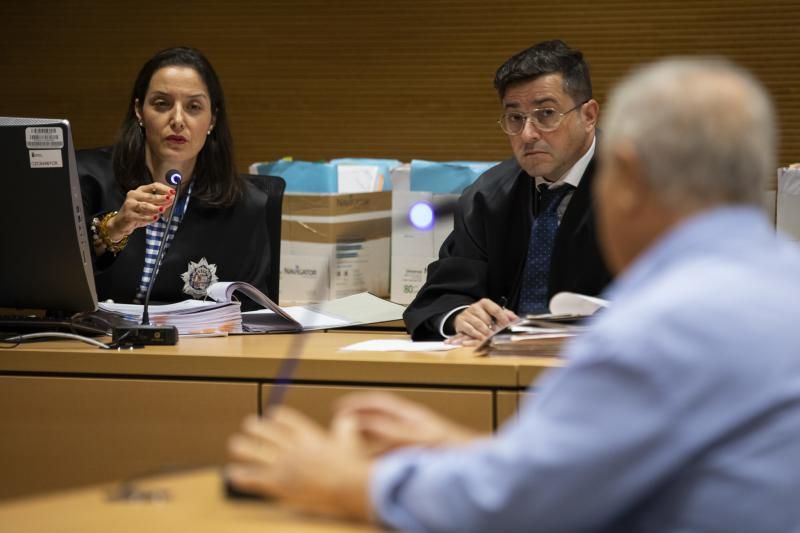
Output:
[
  {"xmin": 0, "ymin": 467, "xmax": 382, "ymax": 533},
  {"xmin": 0, "ymin": 331, "xmax": 558, "ymax": 386}
]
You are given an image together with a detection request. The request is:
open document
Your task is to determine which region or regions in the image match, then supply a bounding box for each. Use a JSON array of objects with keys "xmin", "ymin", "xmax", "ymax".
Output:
[
  {"xmin": 98, "ymin": 281, "xmax": 301, "ymax": 335},
  {"xmin": 99, "ymin": 283, "xmax": 405, "ymax": 335},
  {"xmin": 477, "ymin": 292, "xmax": 609, "ymax": 357},
  {"xmin": 207, "ymin": 282, "xmax": 302, "ymax": 333},
  {"xmin": 244, "ymin": 292, "xmax": 406, "ymax": 332}
]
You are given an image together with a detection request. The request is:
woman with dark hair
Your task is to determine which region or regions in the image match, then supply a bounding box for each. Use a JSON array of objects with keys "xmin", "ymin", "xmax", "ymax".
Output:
[{"xmin": 78, "ymin": 46, "xmax": 271, "ymax": 303}]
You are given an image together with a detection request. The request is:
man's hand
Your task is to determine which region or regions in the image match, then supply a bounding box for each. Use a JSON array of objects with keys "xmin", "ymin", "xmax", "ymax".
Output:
[
  {"xmin": 448, "ymin": 298, "xmax": 518, "ymax": 345},
  {"xmin": 336, "ymin": 391, "xmax": 482, "ymax": 456},
  {"xmin": 226, "ymin": 408, "xmax": 373, "ymax": 520}
]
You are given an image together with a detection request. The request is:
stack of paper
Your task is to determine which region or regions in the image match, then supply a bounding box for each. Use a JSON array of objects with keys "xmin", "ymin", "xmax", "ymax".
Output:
[
  {"xmin": 98, "ymin": 300, "xmax": 242, "ymax": 335},
  {"xmin": 481, "ymin": 325, "xmax": 579, "ymax": 357},
  {"xmin": 479, "ymin": 292, "xmax": 609, "ymax": 357}
]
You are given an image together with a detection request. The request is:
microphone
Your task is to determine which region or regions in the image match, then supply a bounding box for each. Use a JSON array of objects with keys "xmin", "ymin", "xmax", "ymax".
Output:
[
  {"xmin": 111, "ymin": 169, "xmax": 183, "ymax": 346},
  {"xmin": 408, "ymin": 198, "xmax": 460, "ymax": 231},
  {"xmin": 166, "ymin": 169, "xmax": 182, "ymax": 187},
  {"xmin": 141, "ymin": 169, "xmax": 183, "ymax": 325}
]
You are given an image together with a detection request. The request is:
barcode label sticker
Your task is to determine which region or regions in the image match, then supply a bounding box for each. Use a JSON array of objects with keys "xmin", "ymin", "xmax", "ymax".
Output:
[
  {"xmin": 29, "ymin": 149, "xmax": 63, "ymax": 168},
  {"xmin": 25, "ymin": 127, "xmax": 63, "ymax": 149}
]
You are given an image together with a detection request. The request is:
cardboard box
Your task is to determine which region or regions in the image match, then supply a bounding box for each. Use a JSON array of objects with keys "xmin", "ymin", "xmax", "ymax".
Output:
[
  {"xmin": 280, "ymin": 192, "xmax": 392, "ymax": 304},
  {"xmin": 390, "ymin": 161, "xmax": 496, "ymax": 304},
  {"xmin": 249, "ymin": 158, "xmax": 399, "ymax": 193},
  {"xmin": 390, "ymin": 189, "xmax": 457, "ymax": 304},
  {"xmin": 777, "ymin": 167, "xmax": 800, "ymax": 241}
]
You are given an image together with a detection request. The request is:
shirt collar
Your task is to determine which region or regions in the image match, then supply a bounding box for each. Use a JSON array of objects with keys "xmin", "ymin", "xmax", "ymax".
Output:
[
  {"xmin": 535, "ymin": 135, "xmax": 596, "ymax": 190},
  {"xmin": 604, "ymin": 206, "xmax": 773, "ymax": 303}
]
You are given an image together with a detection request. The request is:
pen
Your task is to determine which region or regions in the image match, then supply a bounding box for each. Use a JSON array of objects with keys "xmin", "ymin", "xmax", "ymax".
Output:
[
  {"xmin": 489, "ymin": 296, "xmax": 509, "ymax": 332},
  {"xmin": 264, "ymin": 328, "xmax": 307, "ymax": 416},
  {"xmin": 264, "ymin": 355, "xmax": 301, "ymax": 415}
]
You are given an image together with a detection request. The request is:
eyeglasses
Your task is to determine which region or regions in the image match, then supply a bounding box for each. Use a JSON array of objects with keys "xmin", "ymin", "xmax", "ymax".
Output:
[{"xmin": 497, "ymin": 100, "xmax": 587, "ymax": 135}]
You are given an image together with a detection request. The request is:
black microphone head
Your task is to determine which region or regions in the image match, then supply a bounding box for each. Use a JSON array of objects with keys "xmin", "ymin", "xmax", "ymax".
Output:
[{"xmin": 166, "ymin": 169, "xmax": 182, "ymax": 186}]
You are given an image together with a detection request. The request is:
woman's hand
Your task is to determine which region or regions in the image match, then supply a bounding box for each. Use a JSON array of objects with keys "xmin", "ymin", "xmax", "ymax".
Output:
[{"xmin": 106, "ymin": 183, "xmax": 175, "ymax": 241}]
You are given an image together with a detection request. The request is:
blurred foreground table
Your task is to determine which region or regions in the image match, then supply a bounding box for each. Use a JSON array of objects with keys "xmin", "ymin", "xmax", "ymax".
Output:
[
  {"xmin": 0, "ymin": 331, "xmax": 559, "ymax": 499},
  {"xmin": 0, "ymin": 467, "xmax": 381, "ymax": 532}
]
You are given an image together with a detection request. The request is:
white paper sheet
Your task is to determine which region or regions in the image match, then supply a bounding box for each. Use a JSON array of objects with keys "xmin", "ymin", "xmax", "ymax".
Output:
[
  {"xmin": 549, "ymin": 292, "xmax": 609, "ymax": 316},
  {"xmin": 339, "ymin": 339, "xmax": 458, "ymax": 352},
  {"xmin": 337, "ymin": 164, "xmax": 380, "ymax": 193},
  {"xmin": 243, "ymin": 307, "xmax": 351, "ymax": 330},
  {"xmin": 303, "ymin": 292, "xmax": 405, "ymax": 324}
]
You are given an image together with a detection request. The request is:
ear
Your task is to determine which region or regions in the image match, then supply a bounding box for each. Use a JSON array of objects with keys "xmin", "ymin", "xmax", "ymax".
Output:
[
  {"xmin": 580, "ymin": 98, "xmax": 600, "ymax": 130},
  {"xmin": 610, "ymin": 142, "xmax": 649, "ymax": 217},
  {"xmin": 134, "ymin": 98, "xmax": 143, "ymax": 123},
  {"xmin": 210, "ymin": 109, "xmax": 218, "ymax": 132}
]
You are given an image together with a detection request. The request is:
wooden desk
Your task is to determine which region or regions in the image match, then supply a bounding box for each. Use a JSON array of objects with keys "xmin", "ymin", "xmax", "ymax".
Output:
[
  {"xmin": 335, "ymin": 319, "xmax": 407, "ymax": 332},
  {"xmin": 0, "ymin": 332, "xmax": 560, "ymax": 500},
  {"xmin": 0, "ymin": 468, "xmax": 381, "ymax": 532}
]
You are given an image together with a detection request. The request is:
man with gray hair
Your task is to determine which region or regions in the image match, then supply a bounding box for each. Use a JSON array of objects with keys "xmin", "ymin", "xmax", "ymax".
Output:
[{"xmin": 227, "ymin": 58, "xmax": 800, "ymax": 532}]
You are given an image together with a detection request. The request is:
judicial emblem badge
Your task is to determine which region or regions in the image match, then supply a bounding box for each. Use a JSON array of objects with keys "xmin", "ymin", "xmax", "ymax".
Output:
[{"xmin": 181, "ymin": 257, "xmax": 218, "ymax": 299}]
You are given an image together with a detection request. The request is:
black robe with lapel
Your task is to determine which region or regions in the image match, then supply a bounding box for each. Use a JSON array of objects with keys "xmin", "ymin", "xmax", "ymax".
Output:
[
  {"xmin": 77, "ymin": 147, "xmax": 272, "ymax": 304},
  {"xmin": 403, "ymin": 156, "xmax": 611, "ymax": 340}
]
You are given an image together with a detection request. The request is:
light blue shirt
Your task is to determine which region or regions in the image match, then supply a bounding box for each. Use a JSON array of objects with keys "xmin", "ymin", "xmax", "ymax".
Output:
[{"xmin": 372, "ymin": 206, "xmax": 800, "ymax": 532}]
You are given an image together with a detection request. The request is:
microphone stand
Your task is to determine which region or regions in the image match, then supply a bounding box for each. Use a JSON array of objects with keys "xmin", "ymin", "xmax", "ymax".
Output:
[{"xmin": 111, "ymin": 170, "xmax": 184, "ymax": 346}]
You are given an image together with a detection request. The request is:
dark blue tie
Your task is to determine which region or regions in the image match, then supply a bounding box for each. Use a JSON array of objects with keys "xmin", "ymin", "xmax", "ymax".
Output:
[{"xmin": 517, "ymin": 183, "xmax": 573, "ymax": 314}]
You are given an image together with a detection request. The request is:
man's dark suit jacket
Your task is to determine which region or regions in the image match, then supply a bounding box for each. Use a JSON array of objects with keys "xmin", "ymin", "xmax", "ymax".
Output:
[
  {"xmin": 404, "ymin": 156, "xmax": 612, "ymax": 340},
  {"xmin": 77, "ymin": 147, "xmax": 272, "ymax": 304}
]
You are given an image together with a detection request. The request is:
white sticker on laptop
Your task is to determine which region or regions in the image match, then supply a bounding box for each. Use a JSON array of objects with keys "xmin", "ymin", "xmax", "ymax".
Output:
[
  {"xmin": 29, "ymin": 149, "xmax": 63, "ymax": 168},
  {"xmin": 25, "ymin": 127, "xmax": 63, "ymax": 149}
]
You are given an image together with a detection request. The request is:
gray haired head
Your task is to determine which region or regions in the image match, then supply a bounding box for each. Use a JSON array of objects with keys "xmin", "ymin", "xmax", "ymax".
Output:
[{"xmin": 602, "ymin": 58, "xmax": 776, "ymax": 211}]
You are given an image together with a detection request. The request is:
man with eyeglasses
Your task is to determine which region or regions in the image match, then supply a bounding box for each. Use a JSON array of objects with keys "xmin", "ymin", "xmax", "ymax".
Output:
[{"xmin": 404, "ymin": 40, "xmax": 611, "ymax": 343}]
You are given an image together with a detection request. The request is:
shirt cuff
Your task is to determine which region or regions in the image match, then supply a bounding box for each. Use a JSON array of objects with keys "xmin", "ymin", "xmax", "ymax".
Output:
[
  {"xmin": 439, "ymin": 305, "xmax": 470, "ymax": 338},
  {"xmin": 369, "ymin": 449, "xmax": 427, "ymax": 532}
]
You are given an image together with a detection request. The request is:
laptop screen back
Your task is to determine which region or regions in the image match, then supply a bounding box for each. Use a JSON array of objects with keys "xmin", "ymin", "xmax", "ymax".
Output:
[{"xmin": 0, "ymin": 117, "xmax": 97, "ymax": 314}]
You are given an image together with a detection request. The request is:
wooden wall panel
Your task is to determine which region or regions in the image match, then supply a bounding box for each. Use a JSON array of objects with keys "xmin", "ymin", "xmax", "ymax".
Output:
[{"xmin": 1, "ymin": 1, "xmax": 797, "ymax": 175}]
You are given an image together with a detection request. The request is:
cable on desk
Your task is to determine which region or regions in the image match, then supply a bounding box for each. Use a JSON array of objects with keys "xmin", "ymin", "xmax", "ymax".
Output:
[
  {"xmin": 0, "ymin": 332, "xmax": 111, "ymax": 349},
  {"xmin": 70, "ymin": 311, "xmax": 114, "ymax": 335}
]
